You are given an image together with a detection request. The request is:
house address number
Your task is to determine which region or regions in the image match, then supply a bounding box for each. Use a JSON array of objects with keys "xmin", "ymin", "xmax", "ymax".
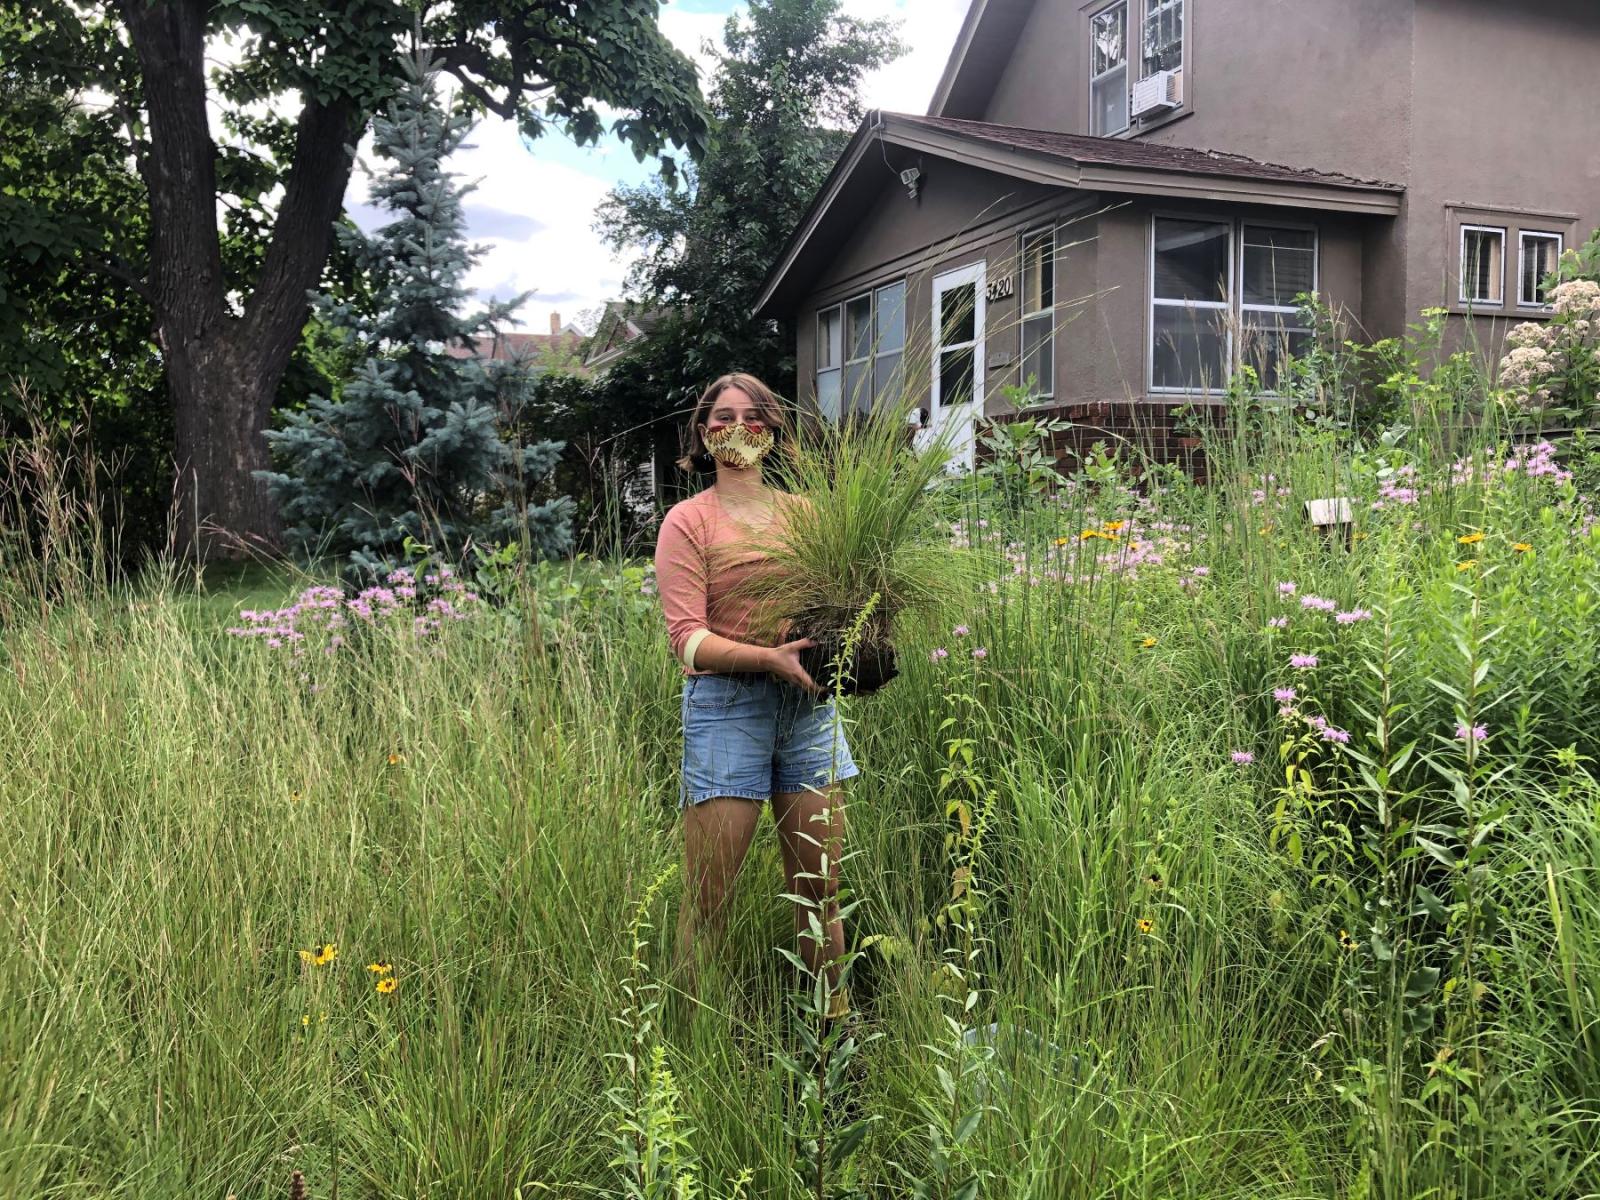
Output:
[{"xmin": 985, "ymin": 275, "xmax": 1014, "ymax": 301}]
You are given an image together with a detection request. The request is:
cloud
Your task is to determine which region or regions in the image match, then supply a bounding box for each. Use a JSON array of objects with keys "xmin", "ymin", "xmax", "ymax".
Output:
[{"xmin": 463, "ymin": 204, "xmax": 545, "ymax": 240}]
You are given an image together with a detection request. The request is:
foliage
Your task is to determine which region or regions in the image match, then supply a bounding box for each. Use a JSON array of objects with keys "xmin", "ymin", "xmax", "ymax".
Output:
[
  {"xmin": 1496, "ymin": 281, "xmax": 1600, "ymax": 423},
  {"xmin": 258, "ymin": 51, "xmax": 572, "ymax": 580}
]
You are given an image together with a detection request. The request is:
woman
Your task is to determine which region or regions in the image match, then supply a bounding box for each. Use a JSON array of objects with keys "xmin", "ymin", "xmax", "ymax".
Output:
[{"xmin": 654, "ymin": 372, "xmax": 859, "ymax": 1021}]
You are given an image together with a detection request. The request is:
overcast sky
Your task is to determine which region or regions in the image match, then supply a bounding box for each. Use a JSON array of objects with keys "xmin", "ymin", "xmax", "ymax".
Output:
[{"xmin": 345, "ymin": 0, "xmax": 972, "ymax": 335}]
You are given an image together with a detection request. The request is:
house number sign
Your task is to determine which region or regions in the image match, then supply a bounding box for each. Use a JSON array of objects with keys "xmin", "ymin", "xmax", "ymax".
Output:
[{"xmin": 985, "ymin": 274, "xmax": 1014, "ymax": 301}]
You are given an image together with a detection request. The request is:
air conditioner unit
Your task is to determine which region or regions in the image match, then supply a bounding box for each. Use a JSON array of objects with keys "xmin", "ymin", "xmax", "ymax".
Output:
[{"xmin": 1131, "ymin": 69, "xmax": 1182, "ymax": 117}]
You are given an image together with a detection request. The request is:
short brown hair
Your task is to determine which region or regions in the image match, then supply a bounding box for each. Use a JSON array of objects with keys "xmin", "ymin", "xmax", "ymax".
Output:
[{"xmin": 677, "ymin": 372, "xmax": 794, "ymax": 474}]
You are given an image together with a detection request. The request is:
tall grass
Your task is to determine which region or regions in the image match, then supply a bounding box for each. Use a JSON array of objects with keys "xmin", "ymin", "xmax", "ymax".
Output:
[{"xmin": 4, "ymin": 387, "xmax": 1600, "ymax": 1198}]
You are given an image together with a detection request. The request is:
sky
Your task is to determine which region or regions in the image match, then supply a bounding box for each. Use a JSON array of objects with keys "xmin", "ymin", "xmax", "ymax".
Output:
[{"xmin": 344, "ymin": 0, "xmax": 973, "ymax": 336}]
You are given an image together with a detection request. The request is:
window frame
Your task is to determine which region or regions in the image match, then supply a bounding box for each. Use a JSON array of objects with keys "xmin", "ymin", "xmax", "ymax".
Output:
[
  {"xmin": 1139, "ymin": 0, "xmax": 1184, "ymax": 80},
  {"xmin": 1148, "ymin": 213, "xmax": 1234, "ymax": 397},
  {"xmin": 1088, "ymin": 0, "xmax": 1130, "ymax": 137},
  {"xmin": 1083, "ymin": 0, "xmax": 1189, "ymax": 138},
  {"xmin": 814, "ymin": 279, "xmax": 908, "ymax": 422},
  {"xmin": 1018, "ymin": 225, "xmax": 1058, "ymax": 403},
  {"xmin": 1238, "ymin": 221, "xmax": 1319, "ymax": 396},
  {"xmin": 1458, "ymin": 223, "xmax": 1507, "ymax": 309},
  {"xmin": 1146, "ymin": 213, "xmax": 1326, "ymax": 398},
  {"xmin": 1518, "ymin": 230, "xmax": 1563, "ymax": 311}
]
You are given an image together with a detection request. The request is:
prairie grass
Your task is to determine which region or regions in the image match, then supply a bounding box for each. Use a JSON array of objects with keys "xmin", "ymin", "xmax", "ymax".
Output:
[{"xmin": 3, "ymin": 401, "xmax": 1600, "ymax": 1199}]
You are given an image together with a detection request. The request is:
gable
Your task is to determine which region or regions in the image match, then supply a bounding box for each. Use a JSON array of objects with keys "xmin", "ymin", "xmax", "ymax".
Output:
[{"xmin": 930, "ymin": 0, "xmax": 1039, "ymax": 119}]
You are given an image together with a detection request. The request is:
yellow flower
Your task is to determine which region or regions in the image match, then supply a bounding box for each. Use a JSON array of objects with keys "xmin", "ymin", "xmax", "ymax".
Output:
[
  {"xmin": 1141, "ymin": 637, "xmax": 1158, "ymax": 648},
  {"xmin": 290, "ymin": 790, "xmax": 303, "ymax": 803},
  {"xmin": 367, "ymin": 961, "xmax": 393, "ymax": 976},
  {"xmin": 1512, "ymin": 542, "xmax": 1532, "ymax": 553},
  {"xmin": 1080, "ymin": 529, "xmax": 1103, "ymax": 541},
  {"xmin": 1103, "ymin": 520, "xmax": 1126, "ymax": 532},
  {"xmin": 1129, "ymin": 541, "xmax": 1140, "ymax": 551},
  {"xmin": 1053, "ymin": 536, "xmax": 1071, "ymax": 547},
  {"xmin": 1352, "ymin": 531, "xmax": 1368, "ymax": 542},
  {"xmin": 376, "ymin": 977, "xmax": 398, "ymax": 994},
  {"xmin": 1455, "ymin": 559, "xmax": 1478, "ymax": 572},
  {"xmin": 1457, "ymin": 532, "xmax": 1485, "ymax": 545},
  {"xmin": 387, "ymin": 753, "xmax": 404, "ymax": 766},
  {"xmin": 297, "ymin": 949, "xmax": 317, "ymax": 964},
  {"xmin": 301, "ymin": 1014, "xmax": 310, "ymax": 1027},
  {"xmin": 1338, "ymin": 929, "xmax": 1358, "ymax": 952},
  {"xmin": 1137, "ymin": 918, "xmax": 1154, "ymax": 935},
  {"xmin": 1145, "ymin": 872, "xmax": 1164, "ymax": 890},
  {"xmin": 313, "ymin": 942, "xmax": 337, "ymax": 966},
  {"xmin": 1258, "ymin": 525, "xmax": 1273, "ymax": 536}
]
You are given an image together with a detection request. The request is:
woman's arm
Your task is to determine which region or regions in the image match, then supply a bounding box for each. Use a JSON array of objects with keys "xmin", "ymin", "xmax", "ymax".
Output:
[{"xmin": 690, "ymin": 630, "xmax": 818, "ymax": 692}]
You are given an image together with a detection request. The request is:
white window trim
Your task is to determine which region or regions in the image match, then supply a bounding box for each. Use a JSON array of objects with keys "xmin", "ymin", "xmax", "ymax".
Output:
[
  {"xmin": 1019, "ymin": 226, "xmax": 1057, "ymax": 402},
  {"xmin": 1088, "ymin": 0, "xmax": 1130, "ymax": 137},
  {"xmin": 1148, "ymin": 214, "xmax": 1234, "ymax": 397},
  {"xmin": 1140, "ymin": 0, "xmax": 1184, "ymax": 79},
  {"xmin": 815, "ymin": 304, "xmax": 843, "ymax": 421},
  {"xmin": 1518, "ymin": 230, "xmax": 1563, "ymax": 310},
  {"xmin": 927, "ymin": 261, "xmax": 987, "ymax": 472},
  {"xmin": 1459, "ymin": 224, "xmax": 1507, "ymax": 308},
  {"xmin": 1239, "ymin": 222, "xmax": 1319, "ymax": 397}
]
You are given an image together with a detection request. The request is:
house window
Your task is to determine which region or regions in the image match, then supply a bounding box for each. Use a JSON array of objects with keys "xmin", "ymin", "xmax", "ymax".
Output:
[
  {"xmin": 816, "ymin": 281, "xmax": 907, "ymax": 421},
  {"xmin": 1520, "ymin": 231, "xmax": 1563, "ymax": 308},
  {"xmin": 1141, "ymin": 0, "xmax": 1183, "ymax": 77},
  {"xmin": 1240, "ymin": 225, "xmax": 1316, "ymax": 393},
  {"xmin": 1151, "ymin": 217, "xmax": 1230, "ymax": 392},
  {"xmin": 1090, "ymin": 3, "xmax": 1129, "ymax": 136},
  {"xmin": 816, "ymin": 306, "xmax": 842, "ymax": 421},
  {"xmin": 1460, "ymin": 225, "xmax": 1505, "ymax": 307},
  {"xmin": 1020, "ymin": 228, "xmax": 1055, "ymax": 399}
]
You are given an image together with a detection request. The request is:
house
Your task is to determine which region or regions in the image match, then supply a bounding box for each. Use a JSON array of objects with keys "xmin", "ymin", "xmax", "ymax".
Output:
[
  {"xmin": 583, "ymin": 301, "xmax": 668, "ymax": 375},
  {"xmin": 754, "ymin": 0, "xmax": 1600, "ymax": 469},
  {"xmin": 446, "ymin": 312, "xmax": 586, "ymax": 376}
]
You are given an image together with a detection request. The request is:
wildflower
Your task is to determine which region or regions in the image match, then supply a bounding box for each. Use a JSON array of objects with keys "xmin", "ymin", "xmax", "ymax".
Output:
[
  {"xmin": 1290, "ymin": 653, "xmax": 1319, "ymax": 669},
  {"xmin": 1145, "ymin": 872, "xmax": 1164, "ymax": 890},
  {"xmin": 1274, "ymin": 687, "xmax": 1297, "ymax": 703},
  {"xmin": 1137, "ymin": 918, "xmax": 1154, "ymax": 935},
  {"xmin": 1457, "ymin": 532, "xmax": 1485, "ymax": 545},
  {"xmin": 1141, "ymin": 636, "xmax": 1158, "ymax": 648},
  {"xmin": 1320, "ymin": 726, "xmax": 1352, "ymax": 744},
  {"xmin": 1276, "ymin": 581, "xmax": 1297, "ymax": 596},
  {"xmin": 387, "ymin": 753, "xmax": 404, "ymax": 766},
  {"xmin": 1278, "ymin": 705, "xmax": 1296, "ymax": 719},
  {"xmin": 376, "ymin": 977, "xmax": 398, "ymax": 995},
  {"xmin": 1456, "ymin": 559, "xmax": 1478, "ymax": 572},
  {"xmin": 1455, "ymin": 722, "xmax": 1488, "ymax": 742},
  {"xmin": 301, "ymin": 1014, "xmax": 310, "ymax": 1027},
  {"xmin": 1338, "ymin": 929, "xmax": 1358, "ymax": 952},
  {"xmin": 367, "ymin": 961, "xmax": 393, "ymax": 976},
  {"xmin": 1352, "ymin": 531, "xmax": 1368, "ymax": 542},
  {"xmin": 1512, "ymin": 542, "xmax": 1532, "ymax": 553},
  {"xmin": 1080, "ymin": 529, "xmax": 1109, "ymax": 541},
  {"xmin": 952, "ymin": 625, "xmax": 970, "ymax": 637},
  {"xmin": 290, "ymin": 790, "xmax": 303, "ymax": 803},
  {"xmin": 1231, "ymin": 750, "xmax": 1255, "ymax": 765},
  {"xmin": 1335, "ymin": 609, "xmax": 1373, "ymax": 624},
  {"xmin": 313, "ymin": 943, "xmax": 337, "ymax": 966},
  {"xmin": 1190, "ymin": 565, "xmax": 1211, "ymax": 578},
  {"xmin": 1300, "ymin": 594, "xmax": 1336, "ymax": 612},
  {"xmin": 930, "ymin": 648, "xmax": 949, "ymax": 662},
  {"xmin": 1103, "ymin": 520, "xmax": 1126, "ymax": 532},
  {"xmin": 971, "ymin": 647, "xmax": 988, "ymax": 660},
  {"xmin": 1268, "ymin": 616, "xmax": 1288, "ymax": 629},
  {"xmin": 1053, "ymin": 536, "xmax": 1071, "ymax": 547}
]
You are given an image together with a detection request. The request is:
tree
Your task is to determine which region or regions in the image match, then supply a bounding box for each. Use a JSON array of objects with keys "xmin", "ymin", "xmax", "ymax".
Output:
[
  {"xmin": 4, "ymin": 1, "xmax": 707, "ymax": 558},
  {"xmin": 595, "ymin": 0, "xmax": 901, "ymax": 427},
  {"xmin": 258, "ymin": 51, "xmax": 572, "ymax": 580}
]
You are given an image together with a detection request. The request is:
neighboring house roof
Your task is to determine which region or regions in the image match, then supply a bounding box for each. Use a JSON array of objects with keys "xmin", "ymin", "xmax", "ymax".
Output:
[
  {"xmin": 445, "ymin": 330, "xmax": 584, "ymax": 365},
  {"xmin": 583, "ymin": 300, "xmax": 669, "ymax": 373},
  {"xmin": 753, "ymin": 110, "xmax": 1403, "ymax": 319}
]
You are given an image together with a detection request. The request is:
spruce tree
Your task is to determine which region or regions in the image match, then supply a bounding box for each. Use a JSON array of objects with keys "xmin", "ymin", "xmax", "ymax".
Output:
[{"xmin": 259, "ymin": 49, "xmax": 572, "ymax": 580}]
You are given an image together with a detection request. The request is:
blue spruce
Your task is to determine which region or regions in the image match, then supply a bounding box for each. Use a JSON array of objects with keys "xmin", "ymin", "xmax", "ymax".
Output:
[{"xmin": 259, "ymin": 49, "xmax": 572, "ymax": 580}]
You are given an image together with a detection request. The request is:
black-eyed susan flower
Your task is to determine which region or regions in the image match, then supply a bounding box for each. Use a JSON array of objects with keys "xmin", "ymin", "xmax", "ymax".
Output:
[
  {"xmin": 1338, "ymin": 929, "xmax": 1358, "ymax": 952},
  {"xmin": 1145, "ymin": 872, "xmax": 1164, "ymax": 890},
  {"xmin": 376, "ymin": 977, "xmax": 398, "ymax": 994},
  {"xmin": 313, "ymin": 942, "xmax": 337, "ymax": 966},
  {"xmin": 297, "ymin": 948, "xmax": 317, "ymax": 964},
  {"xmin": 387, "ymin": 753, "xmax": 404, "ymax": 765},
  {"xmin": 1103, "ymin": 520, "xmax": 1126, "ymax": 533},
  {"xmin": 1457, "ymin": 532, "xmax": 1485, "ymax": 545},
  {"xmin": 367, "ymin": 961, "xmax": 393, "ymax": 976},
  {"xmin": 1456, "ymin": 559, "xmax": 1478, "ymax": 572},
  {"xmin": 1141, "ymin": 636, "xmax": 1158, "ymax": 649},
  {"xmin": 1512, "ymin": 542, "xmax": 1532, "ymax": 553},
  {"xmin": 291, "ymin": 790, "xmax": 304, "ymax": 803},
  {"xmin": 1137, "ymin": 918, "xmax": 1154, "ymax": 935},
  {"xmin": 1053, "ymin": 536, "xmax": 1071, "ymax": 547}
]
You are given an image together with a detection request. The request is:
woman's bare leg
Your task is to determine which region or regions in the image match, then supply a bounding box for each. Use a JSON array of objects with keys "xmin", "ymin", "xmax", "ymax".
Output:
[
  {"xmin": 773, "ymin": 785, "xmax": 847, "ymax": 989},
  {"xmin": 675, "ymin": 796, "xmax": 763, "ymax": 998}
]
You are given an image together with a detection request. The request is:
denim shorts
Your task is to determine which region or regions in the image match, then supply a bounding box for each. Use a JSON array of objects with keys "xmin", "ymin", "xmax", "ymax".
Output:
[{"xmin": 679, "ymin": 673, "xmax": 860, "ymax": 808}]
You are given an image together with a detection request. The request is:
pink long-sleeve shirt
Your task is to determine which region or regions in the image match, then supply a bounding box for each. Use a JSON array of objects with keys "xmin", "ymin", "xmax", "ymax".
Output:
[{"xmin": 653, "ymin": 488, "xmax": 794, "ymax": 673}]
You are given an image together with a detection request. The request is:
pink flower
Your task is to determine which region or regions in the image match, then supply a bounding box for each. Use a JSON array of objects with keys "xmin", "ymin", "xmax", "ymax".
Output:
[
  {"xmin": 1278, "ymin": 705, "xmax": 1296, "ymax": 719},
  {"xmin": 952, "ymin": 624, "xmax": 970, "ymax": 637},
  {"xmin": 1268, "ymin": 616, "xmax": 1289, "ymax": 629},
  {"xmin": 1231, "ymin": 750, "xmax": 1255, "ymax": 765},
  {"xmin": 1277, "ymin": 581, "xmax": 1298, "ymax": 596},
  {"xmin": 1290, "ymin": 653, "xmax": 1319, "ymax": 669},
  {"xmin": 1320, "ymin": 726, "xmax": 1351, "ymax": 744},
  {"xmin": 1455, "ymin": 722, "xmax": 1488, "ymax": 742},
  {"xmin": 1335, "ymin": 609, "xmax": 1373, "ymax": 624},
  {"xmin": 972, "ymin": 647, "xmax": 988, "ymax": 660},
  {"xmin": 1300, "ymin": 595, "xmax": 1336, "ymax": 612},
  {"xmin": 1273, "ymin": 687, "xmax": 1296, "ymax": 703},
  {"xmin": 930, "ymin": 648, "xmax": 949, "ymax": 662},
  {"xmin": 1191, "ymin": 565, "xmax": 1211, "ymax": 577}
]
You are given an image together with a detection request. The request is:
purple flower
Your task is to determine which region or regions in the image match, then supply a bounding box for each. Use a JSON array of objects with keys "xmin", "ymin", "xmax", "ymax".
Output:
[
  {"xmin": 1231, "ymin": 750, "xmax": 1255, "ymax": 765},
  {"xmin": 1274, "ymin": 687, "xmax": 1297, "ymax": 703},
  {"xmin": 1320, "ymin": 726, "xmax": 1352, "ymax": 744},
  {"xmin": 930, "ymin": 647, "xmax": 949, "ymax": 662},
  {"xmin": 1335, "ymin": 609, "xmax": 1373, "ymax": 624},
  {"xmin": 952, "ymin": 624, "xmax": 970, "ymax": 637},
  {"xmin": 1300, "ymin": 595, "xmax": 1336, "ymax": 612},
  {"xmin": 1277, "ymin": 581, "xmax": 1298, "ymax": 596},
  {"xmin": 1290, "ymin": 653, "xmax": 1319, "ymax": 669},
  {"xmin": 1268, "ymin": 616, "xmax": 1289, "ymax": 629},
  {"xmin": 972, "ymin": 647, "xmax": 988, "ymax": 660},
  {"xmin": 1455, "ymin": 722, "xmax": 1488, "ymax": 742},
  {"xmin": 1278, "ymin": 705, "xmax": 1296, "ymax": 719},
  {"xmin": 1191, "ymin": 565, "xmax": 1211, "ymax": 578}
]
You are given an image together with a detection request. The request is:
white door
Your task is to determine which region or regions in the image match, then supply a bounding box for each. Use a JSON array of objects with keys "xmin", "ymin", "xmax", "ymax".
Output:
[{"xmin": 920, "ymin": 262, "xmax": 985, "ymax": 471}]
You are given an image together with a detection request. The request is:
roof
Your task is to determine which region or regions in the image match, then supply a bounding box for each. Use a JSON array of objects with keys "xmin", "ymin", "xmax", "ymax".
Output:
[
  {"xmin": 583, "ymin": 301, "xmax": 670, "ymax": 371},
  {"xmin": 445, "ymin": 331, "xmax": 584, "ymax": 368},
  {"xmin": 753, "ymin": 111, "xmax": 1403, "ymax": 319}
]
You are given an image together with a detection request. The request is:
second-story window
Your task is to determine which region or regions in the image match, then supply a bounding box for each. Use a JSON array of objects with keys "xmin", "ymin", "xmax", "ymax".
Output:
[
  {"xmin": 1141, "ymin": 0, "xmax": 1183, "ymax": 77},
  {"xmin": 1460, "ymin": 226, "xmax": 1505, "ymax": 307},
  {"xmin": 1090, "ymin": 3, "xmax": 1129, "ymax": 136},
  {"xmin": 1020, "ymin": 228, "xmax": 1056, "ymax": 399}
]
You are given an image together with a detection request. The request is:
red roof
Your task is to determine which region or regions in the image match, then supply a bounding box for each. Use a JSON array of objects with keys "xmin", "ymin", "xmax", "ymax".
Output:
[{"xmin": 444, "ymin": 331, "xmax": 584, "ymax": 366}]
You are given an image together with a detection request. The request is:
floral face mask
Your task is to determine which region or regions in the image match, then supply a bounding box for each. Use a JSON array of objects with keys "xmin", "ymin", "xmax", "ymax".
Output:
[{"xmin": 703, "ymin": 422, "xmax": 775, "ymax": 470}]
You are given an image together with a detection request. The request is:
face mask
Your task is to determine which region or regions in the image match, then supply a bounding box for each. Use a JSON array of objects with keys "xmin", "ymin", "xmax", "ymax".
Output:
[{"xmin": 703, "ymin": 422, "xmax": 775, "ymax": 470}]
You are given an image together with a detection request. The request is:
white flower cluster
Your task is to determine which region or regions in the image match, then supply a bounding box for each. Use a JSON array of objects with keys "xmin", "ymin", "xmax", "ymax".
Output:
[{"xmin": 1497, "ymin": 280, "xmax": 1600, "ymax": 414}]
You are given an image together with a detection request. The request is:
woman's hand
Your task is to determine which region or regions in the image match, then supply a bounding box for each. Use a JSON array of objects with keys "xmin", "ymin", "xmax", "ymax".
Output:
[{"xmin": 763, "ymin": 638, "xmax": 821, "ymax": 695}]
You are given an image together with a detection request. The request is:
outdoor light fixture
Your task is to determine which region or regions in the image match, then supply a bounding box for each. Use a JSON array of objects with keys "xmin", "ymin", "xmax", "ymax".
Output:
[{"xmin": 899, "ymin": 165, "xmax": 922, "ymax": 201}]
